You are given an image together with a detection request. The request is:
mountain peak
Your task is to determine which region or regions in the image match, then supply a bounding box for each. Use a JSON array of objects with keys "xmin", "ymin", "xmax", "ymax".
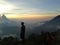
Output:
[
  {"xmin": 54, "ymin": 15, "xmax": 60, "ymax": 19},
  {"xmin": 1, "ymin": 14, "xmax": 8, "ymax": 22},
  {"xmin": 2, "ymin": 14, "xmax": 7, "ymax": 19},
  {"xmin": 51, "ymin": 15, "xmax": 60, "ymax": 21}
]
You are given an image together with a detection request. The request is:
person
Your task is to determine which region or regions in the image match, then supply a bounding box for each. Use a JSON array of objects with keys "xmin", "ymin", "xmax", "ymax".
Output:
[
  {"xmin": 20, "ymin": 22, "xmax": 25, "ymax": 42},
  {"xmin": 44, "ymin": 32, "xmax": 54, "ymax": 45}
]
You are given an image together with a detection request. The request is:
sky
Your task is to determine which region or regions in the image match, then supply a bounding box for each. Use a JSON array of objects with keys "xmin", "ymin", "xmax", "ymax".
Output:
[{"xmin": 0, "ymin": 0, "xmax": 60, "ymax": 18}]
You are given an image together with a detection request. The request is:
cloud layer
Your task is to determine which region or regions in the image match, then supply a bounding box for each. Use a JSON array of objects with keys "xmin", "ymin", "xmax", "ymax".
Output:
[{"xmin": 0, "ymin": 0, "xmax": 60, "ymax": 15}]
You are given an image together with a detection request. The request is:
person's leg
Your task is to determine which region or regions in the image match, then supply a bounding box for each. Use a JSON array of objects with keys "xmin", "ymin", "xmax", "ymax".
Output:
[{"xmin": 22, "ymin": 32, "xmax": 25, "ymax": 43}]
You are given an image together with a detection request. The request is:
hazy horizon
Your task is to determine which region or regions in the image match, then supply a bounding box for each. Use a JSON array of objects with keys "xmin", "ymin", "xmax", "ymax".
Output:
[{"xmin": 0, "ymin": 0, "xmax": 60, "ymax": 19}]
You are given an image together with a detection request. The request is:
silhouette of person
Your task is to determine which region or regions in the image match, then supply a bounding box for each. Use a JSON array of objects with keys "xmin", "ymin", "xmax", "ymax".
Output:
[
  {"xmin": 20, "ymin": 22, "xmax": 25, "ymax": 42},
  {"xmin": 44, "ymin": 32, "xmax": 53, "ymax": 45}
]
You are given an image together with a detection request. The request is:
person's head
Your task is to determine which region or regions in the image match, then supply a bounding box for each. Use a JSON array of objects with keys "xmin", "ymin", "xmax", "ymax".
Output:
[{"xmin": 21, "ymin": 22, "xmax": 24, "ymax": 25}]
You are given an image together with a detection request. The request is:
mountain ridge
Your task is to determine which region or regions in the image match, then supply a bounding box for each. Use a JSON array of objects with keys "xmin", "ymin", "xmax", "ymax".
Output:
[{"xmin": 33, "ymin": 15, "xmax": 60, "ymax": 34}]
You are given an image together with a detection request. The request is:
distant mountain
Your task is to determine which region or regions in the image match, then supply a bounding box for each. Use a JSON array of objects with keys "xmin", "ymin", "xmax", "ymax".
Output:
[
  {"xmin": 1, "ymin": 15, "xmax": 18, "ymax": 27},
  {"xmin": 33, "ymin": 15, "xmax": 60, "ymax": 34},
  {"xmin": 0, "ymin": 15, "xmax": 19, "ymax": 37}
]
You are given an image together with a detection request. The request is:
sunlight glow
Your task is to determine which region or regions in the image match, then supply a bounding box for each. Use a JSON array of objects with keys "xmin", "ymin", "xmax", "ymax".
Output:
[
  {"xmin": 5, "ymin": 15, "xmax": 54, "ymax": 19},
  {"xmin": 0, "ymin": 4, "xmax": 15, "ymax": 14}
]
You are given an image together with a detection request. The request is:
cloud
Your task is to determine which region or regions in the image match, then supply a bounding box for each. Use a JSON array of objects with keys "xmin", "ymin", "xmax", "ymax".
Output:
[
  {"xmin": 0, "ymin": 30, "xmax": 3, "ymax": 34},
  {"xmin": 0, "ymin": 0, "xmax": 17, "ymax": 14},
  {"xmin": 0, "ymin": 0, "xmax": 60, "ymax": 15}
]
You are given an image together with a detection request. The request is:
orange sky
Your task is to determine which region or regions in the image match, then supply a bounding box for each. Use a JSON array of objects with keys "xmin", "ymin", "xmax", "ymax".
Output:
[{"xmin": 5, "ymin": 14, "xmax": 55, "ymax": 20}]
